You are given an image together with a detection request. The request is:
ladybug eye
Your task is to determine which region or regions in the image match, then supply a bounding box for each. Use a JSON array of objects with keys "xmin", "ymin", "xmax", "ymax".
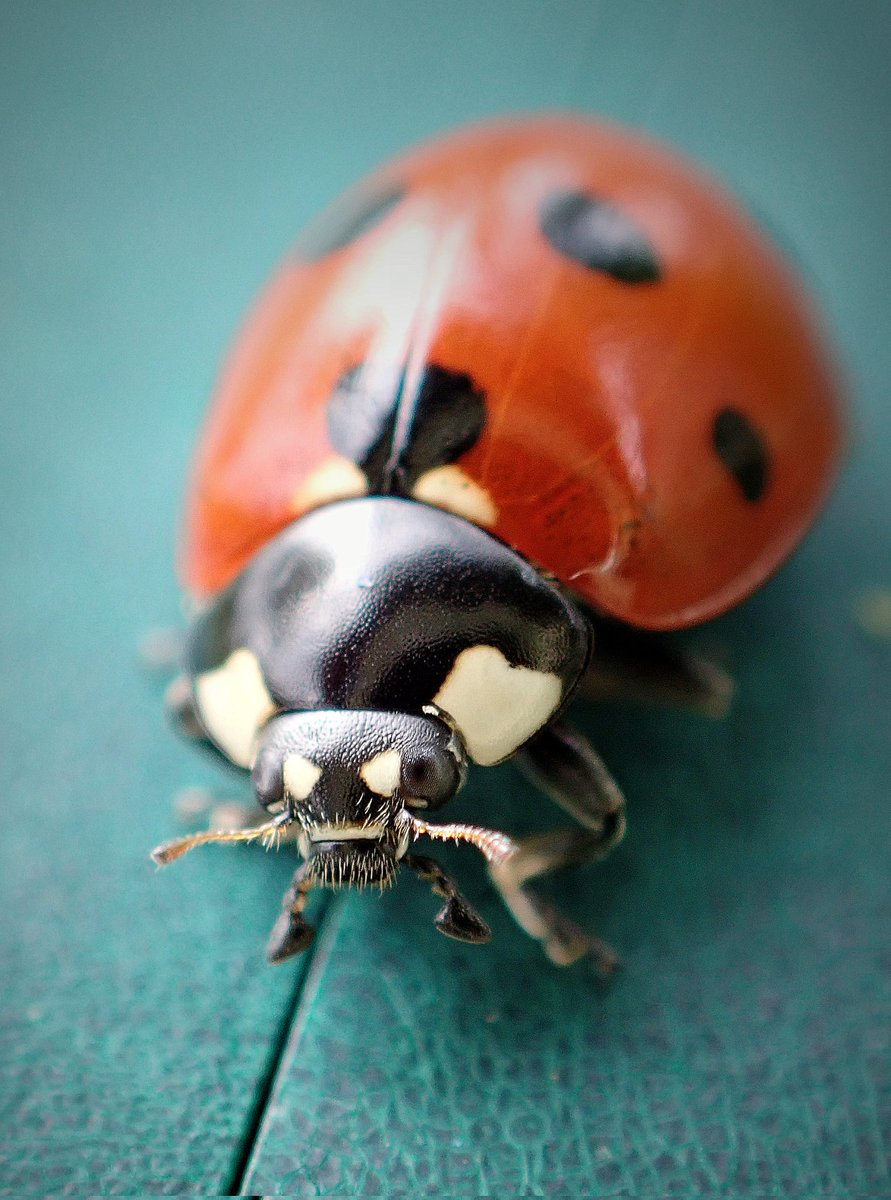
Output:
[
  {"xmin": 251, "ymin": 752, "xmax": 285, "ymax": 812},
  {"xmin": 400, "ymin": 752, "xmax": 458, "ymax": 811}
]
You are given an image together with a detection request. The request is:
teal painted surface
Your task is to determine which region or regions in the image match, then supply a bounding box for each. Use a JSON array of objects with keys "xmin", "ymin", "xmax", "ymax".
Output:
[
  {"xmin": 244, "ymin": 560, "xmax": 891, "ymax": 1194},
  {"xmin": 1, "ymin": 2, "xmax": 889, "ymax": 1195}
]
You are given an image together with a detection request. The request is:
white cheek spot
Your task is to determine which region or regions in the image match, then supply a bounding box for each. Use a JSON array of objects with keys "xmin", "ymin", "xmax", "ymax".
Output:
[
  {"xmin": 411, "ymin": 465, "xmax": 498, "ymax": 527},
  {"xmin": 291, "ymin": 454, "xmax": 368, "ymax": 514},
  {"xmin": 194, "ymin": 648, "xmax": 277, "ymax": 768},
  {"xmin": 433, "ymin": 645, "xmax": 562, "ymax": 766},
  {"xmin": 359, "ymin": 749, "xmax": 402, "ymax": 797},
  {"xmin": 283, "ymin": 755, "xmax": 323, "ymax": 801}
]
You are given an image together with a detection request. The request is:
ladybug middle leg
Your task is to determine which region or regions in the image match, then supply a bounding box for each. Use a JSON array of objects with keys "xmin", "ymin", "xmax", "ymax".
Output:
[
  {"xmin": 580, "ymin": 616, "xmax": 734, "ymax": 718},
  {"xmin": 489, "ymin": 719, "xmax": 627, "ymax": 970}
]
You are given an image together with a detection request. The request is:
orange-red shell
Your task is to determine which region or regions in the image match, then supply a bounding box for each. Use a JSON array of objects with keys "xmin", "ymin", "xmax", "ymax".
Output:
[{"xmin": 182, "ymin": 116, "xmax": 845, "ymax": 630}]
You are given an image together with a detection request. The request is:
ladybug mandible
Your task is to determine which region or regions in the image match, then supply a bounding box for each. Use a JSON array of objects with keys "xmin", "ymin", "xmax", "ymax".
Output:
[{"xmin": 153, "ymin": 116, "xmax": 845, "ymax": 969}]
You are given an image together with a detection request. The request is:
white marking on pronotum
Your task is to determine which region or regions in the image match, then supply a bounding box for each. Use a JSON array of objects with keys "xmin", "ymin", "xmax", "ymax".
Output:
[
  {"xmin": 283, "ymin": 755, "xmax": 323, "ymax": 801},
  {"xmin": 359, "ymin": 749, "xmax": 402, "ymax": 797},
  {"xmin": 433, "ymin": 645, "xmax": 563, "ymax": 766},
  {"xmin": 194, "ymin": 648, "xmax": 276, "ymax": 769},
  {"xmin": 291, "ymin": 454, "xmax": 368, "ymax": 513},
  {"xmin": 411, "ymin": 464, "xmax": 498, "ymax": 527}
]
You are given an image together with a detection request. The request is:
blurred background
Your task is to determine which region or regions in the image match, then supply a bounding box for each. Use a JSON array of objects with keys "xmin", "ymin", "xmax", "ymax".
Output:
[{"xmin": 1, "ymin": 2, "xmax": 889, "ymax": 1194}]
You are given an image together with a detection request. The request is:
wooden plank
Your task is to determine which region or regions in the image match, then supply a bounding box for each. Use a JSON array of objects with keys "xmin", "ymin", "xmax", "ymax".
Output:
[
  {"xmin": 240, "ymin": 1, "xmax": 891, "ymax": 1195},
  {"xmin": 0, "ymin": 6, "xmax": 323, "ymax": 1192},
  {"xmin": 241, "ymin": 540, "xmax": 891, "ymax": 1195}
]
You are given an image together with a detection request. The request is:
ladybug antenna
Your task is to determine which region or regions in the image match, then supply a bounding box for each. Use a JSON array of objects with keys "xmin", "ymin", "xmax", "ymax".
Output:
[
  {"xmin": 151, "ymin": 810, "xmax": 293, "ymax": 867},
  {"xmin": 400, "ymin": 812, "xmax": 518, "ymax": 866}
]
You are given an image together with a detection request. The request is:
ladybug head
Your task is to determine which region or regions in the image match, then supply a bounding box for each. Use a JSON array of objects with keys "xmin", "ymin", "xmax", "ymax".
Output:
[
  {"xmin": 250, "ymin": 708, "xmax": 469, "ymax": 889},
  {"xmin": 153, "ymin": 707, "xmax": 517, "ymax": 951}
]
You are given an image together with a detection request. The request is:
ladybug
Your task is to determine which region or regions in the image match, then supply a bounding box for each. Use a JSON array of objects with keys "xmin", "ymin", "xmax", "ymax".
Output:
[{"xmin": 153, "ymin": 116, "xmax": 845, "ymax": 969}]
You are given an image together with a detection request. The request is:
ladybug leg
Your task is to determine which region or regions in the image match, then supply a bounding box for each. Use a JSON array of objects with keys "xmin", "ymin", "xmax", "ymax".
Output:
[
  {"xmin": 580, "ymin": 617, "xmax": 734, "ymax": 718},
  {"xmin": 404, "ymin": 853, "xmax": 492, "ymax": 945},
  {"xmin": 267, "ymin": 863, "xmax": 317, "ymax": 963},
  {"xmin": 489, "ymin": 719, "xmax": 626, "ymax": 970},
  {"xmin": 514, "ymin": 720, "xmax": 627, "ymax": 845}
]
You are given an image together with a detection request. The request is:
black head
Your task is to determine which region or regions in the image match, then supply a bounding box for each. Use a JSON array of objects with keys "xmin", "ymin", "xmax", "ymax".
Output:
[
  {"xmin": 251, "ymin": 708, "xmax": 467, "ymax": 889},
  {"xmin": 152, "ymin": 707, "xmax": 517, "ymax": 960}
]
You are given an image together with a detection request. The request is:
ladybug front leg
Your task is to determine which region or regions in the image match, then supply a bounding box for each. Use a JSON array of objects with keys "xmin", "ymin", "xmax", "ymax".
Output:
[
  {"xmin": 266, "ymin": 862, "xmax": 317, "ymax": 963},
  {"xmin": 489, "ymin": 719, "xmax": 626, "ymax": 970},
  {"xmin": 404, "ymin": 853, "xmax": 492, "ymax": 945}
]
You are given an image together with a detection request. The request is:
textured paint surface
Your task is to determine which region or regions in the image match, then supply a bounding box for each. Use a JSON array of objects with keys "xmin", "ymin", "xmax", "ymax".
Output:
[
  {"xmin": 1, "ymin": 2, "xmax": 890, "ymax": 1196},
  {"xmin": 244, "ymin": 578, "xmax": 891, "ymax": 1194}
]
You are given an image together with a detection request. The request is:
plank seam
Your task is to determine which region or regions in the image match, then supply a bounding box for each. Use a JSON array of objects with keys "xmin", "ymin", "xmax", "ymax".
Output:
[{"xmin": 231, "ymin": 894, "xmax": 347, "ymax": 1195}]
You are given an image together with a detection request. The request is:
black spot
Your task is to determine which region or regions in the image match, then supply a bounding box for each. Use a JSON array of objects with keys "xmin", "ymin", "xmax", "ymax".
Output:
[
  {"xmin": 540, "ymin": 190, "xmax": 661, "ymax": 283},
  {"xmin": 296, "ymin": 183, "xmax": 404, "ymax": 261},
  {"xmin": 398, "ymin": 365, "xmax": 486, "ymax": 486},
  {"xmin": 713, "ymin": 408, "xmax": 770, "ymax": 502},
  {"xmin": 326, "ymin": 362, "xmax": 402, "ymax": 487},
  {"xmin": 327, "ymin": 362, "xmax": 486, "ymax": 494}
]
